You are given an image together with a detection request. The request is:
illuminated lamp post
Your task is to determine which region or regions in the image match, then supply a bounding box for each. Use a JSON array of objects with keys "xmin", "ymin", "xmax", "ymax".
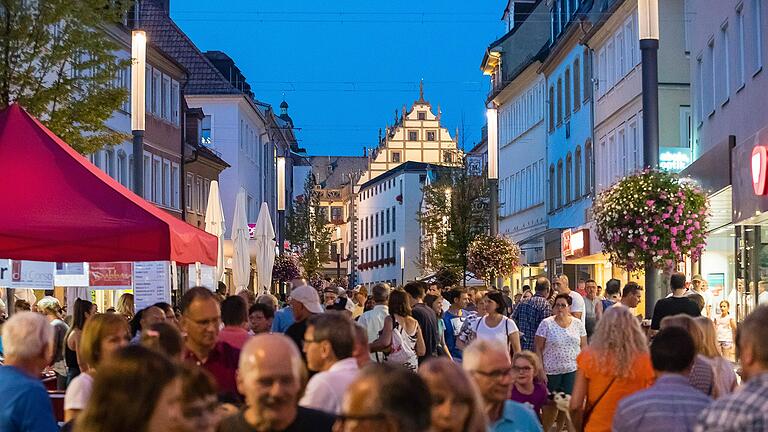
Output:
[
  {"xmin": 131, "ymin": 30, "xmax": 146, "ymax": 197},
  {"xmin": 276, "ymin": 156, "xmax": 286, "ymax": 256}
]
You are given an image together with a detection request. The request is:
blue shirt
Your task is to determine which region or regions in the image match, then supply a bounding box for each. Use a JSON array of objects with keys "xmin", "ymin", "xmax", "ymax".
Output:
[
  {"xmin": 695, "ymin": 372, "xmax": 768, "ymax": 432},
  {"xmin": 512, "ymin": 295, "xmax": 553, "ymax": 352},
  {"xmin": 613, "ymin": 374, "xmax": 712, "ymax": 432},
  {"xmin": 443, "ymin": 309, "xmax": 469, "ymax": 361},
  {"xmin": 491, "ymin": 400, "xmax": 543, "ymax": 432},
  {"xmin": 0, "ymin": 366, "xmax": 58, "ymax": 432},
  {"xmin": 272, "ymin": 306, "xmax": 295, "ymax": 333}
]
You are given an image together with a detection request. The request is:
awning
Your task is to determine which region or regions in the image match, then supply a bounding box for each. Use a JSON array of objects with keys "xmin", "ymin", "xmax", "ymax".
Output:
[{"xmin": 0, "ymin": 104, "xmax": 217, "ymax": 265}]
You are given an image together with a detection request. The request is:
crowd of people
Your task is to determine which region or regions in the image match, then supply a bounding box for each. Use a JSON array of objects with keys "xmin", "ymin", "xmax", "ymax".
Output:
[{"xmin": 0, "ymin": 272, "xmax": 767, "ymax": 432}]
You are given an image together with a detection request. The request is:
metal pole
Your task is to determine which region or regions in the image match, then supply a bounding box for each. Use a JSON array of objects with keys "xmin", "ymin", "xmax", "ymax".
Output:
[
  {"xmin": 132, "ymin": 130, "xmax": 144, "ymax": 197},
  {"xmin": 277, "ymin": 209, "xmax": 285, "ymax": 256},
  {"xmin": 336, "ymin": 243, "xmax": 341, "ymax": 280},
  {"xmin": 641, "ymin": 38, "xmax": 660, "ymax": 315}
]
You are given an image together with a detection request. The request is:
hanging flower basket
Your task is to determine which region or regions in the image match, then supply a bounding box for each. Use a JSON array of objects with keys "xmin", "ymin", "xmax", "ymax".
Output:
[
  {"xmin": 592, "ymin": 169, "xmax": 709, "ymax": 272},
  {"xmin": 272, "ymin": 254, "xmax": 300, "ymax": 283},
  {"xmin": 467, "ymin": 235, "xmax": 521, "ymax": 282}
]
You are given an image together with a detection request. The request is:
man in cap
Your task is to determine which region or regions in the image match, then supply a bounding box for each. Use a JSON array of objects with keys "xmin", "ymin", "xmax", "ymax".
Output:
[{"xmin": 284, "ymin": 282, "xmax": 324, "ymax": 356}]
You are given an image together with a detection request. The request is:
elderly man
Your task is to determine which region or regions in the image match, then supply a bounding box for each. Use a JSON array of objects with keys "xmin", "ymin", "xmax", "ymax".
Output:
[
  {"xmin": 284, "ymin": 283, "xmax": 324, "ymax": 355},
  {"xmin": 0, "ymin": 312, "xmax": 58, "ymax": 431},
  {"xmin": 219, "ymin": 334, "xmax": 334, "ymax": 431},
  {"xmin": 180, "ymin": 287, "xmax": 240, "ymax": 403},
  {"xmin": 336, "ymin": 363, "xmax": 431, "ymax": 432},
  {"xmin": 463, "ymin": 339, "xmax": 542, "ymax": 432},
  {"xmin": 696, "ymin": 305, "xmax": 768, "ymax": 431},
  {"xmin": 357, "ymin": 283, "xmax": 390, "ymax": 362},
  {"xmin": 300, "ymin": 314, "xmax": 359, "ymax": 414}
]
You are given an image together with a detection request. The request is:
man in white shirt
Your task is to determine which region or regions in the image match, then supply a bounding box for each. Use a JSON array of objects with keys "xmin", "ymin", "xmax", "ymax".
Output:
[
  {"xmin": 357, "ymin": 283, "xmax": 390, "ymax": 362},
  {"xmin": 557, "ymin": 274, "xmax": 585, "ymax": 319},
  {"xmin": 300, "ymin": 313, "xmax": 359, "ymax": 414}
]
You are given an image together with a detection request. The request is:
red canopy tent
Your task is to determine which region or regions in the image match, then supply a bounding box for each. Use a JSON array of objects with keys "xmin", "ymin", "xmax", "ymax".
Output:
[{"xmin": 0, "ymin": 104, "xmax": 218, "ymax": 265}]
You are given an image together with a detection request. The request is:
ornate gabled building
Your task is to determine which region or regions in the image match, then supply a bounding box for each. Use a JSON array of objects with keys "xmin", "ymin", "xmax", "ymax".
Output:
[{"xmin": 358, "ymin": 82, "xmax": 463, "ymax": 185}]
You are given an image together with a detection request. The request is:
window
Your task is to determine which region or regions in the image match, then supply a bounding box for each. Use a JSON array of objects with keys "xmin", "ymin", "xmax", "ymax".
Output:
[
  {"xmin": 585, "ymin": 141, "xmax": 593, "ymax": 194},
  {"xmin": 143, "ymin": 152, "xmax": 152, "ymax": 200},
  {"xmin": 696, "ymin": 55, "xmax": 704, "ymax": 122},
  {"xmin": 443, "ymin": 151, "xmax": 453, "ymax": 163},
  {"xmin": 754, "ymin": 0, "xmax": 764, "ymax": 73},
  {"xmin": 392, "ymin": 206, "xmax": 396, "ymax": 232},
  {"xmin": 152, "ymin": 69, "xmax": 161, "ymax": 115},
  {"xmin": 549, "ymin": 164, "xmax": 555, "ymax": 211},
  {"xmin": 606, "ymin": 40, "xmax": 615, "ymax": 88},
  {"xmin": 117, "ymin": 151, "xmax": 127, "ymax": 186},
  {"xmin": 426, "ymin": 131, "xmax": 436, "ymax": 141},
  {"xmin": 186, "ymin": 173, "xmax": 193, "ymax": 210},
  {"xmin": 171, "ymin": 80, "xmax": 180, "ymax": 125},
  {"xmin": 680, "ymin": 107, "xmax": 692, "ymax": 148},
  {"xmin": 408, "ymin": 130, "xmax": 418, "ymax": 141},
  {"xmin": 737, "ymin": 5, "xmax": 746, "ymax": 88},
  {"xmin": 565, "ymin": 153, "xmax": 572, "ymax": 203},
  {"xmin": 105, "ymin": 149, "xmax": 115, "ymax": 178},
  {"xmin": 128, "ymin": 155, "xmax": 134, "ymax": 191},
  {"xmin": 144, "ymin": 65, "xmax": 151, "ymax": 113},
  {"xmin": 385, "ymin": 208, "xmax": 390, "ymax": 233},
  {"xmin": 171, "ymin": 162, "xmax": 180, "ymax": 209},
  {"xmin": 162, "ymin": 159, "xmax": 171, "ymax": 207},
  {"xmin": 391, "ymin": 151, "xmax": 401, "ymax": 163},
  {"xmin": 201, "ymin": 115, "xmax": 212, "ymax": 146},
  {"xmin": 597, "ymin": 48, "xmax": 607, "ymax": 97},
  {"xmin": 161, "ymin": 74, "xmax": 171, "ymax": 120},
  {"xmin": 583, "ymin": 48, "xmax": 591, "ymax": 101},
  {"xmin": 619, "ymin": 128, "xmax": 627, "ymax": 175},
  {"xmin": 573, "ymin": 59, "xmax": 581, "ymax": 111},
  {"xmin": 564, "ymin": 69, "xmax": 571, "ymax": 118},
  {"xmin": 548, "ymin": 86, "xmax": 555, "ymax": 131},
  {"xmin": 556, "ymin": 77, "xmax": 563, "ymax": 125},
  {"xmin": 708, "ymin": 39, "xmax": 716, "ymax": 115},
  {"xmin": 624, "ymin": 14, "xmax": 636, "ymax": 68},
  {"xmin": 574, "ymin": 146, "xmax": 582, "ymax": 197},
  {"xmin": 153, "ymin": 156, "xmax": 162, "ymax": 203},
  {"xmin": 617, "ymin": 27, "xmax": 625, "ymax": 78},
  {"xmin": 556, "ymin": 160, "xmax": 563, "ymax": 208},
  {"xmin": 417, "ymin": 111, "xmax": 426, "ymax": 120},
  {"xmin": 721, "ymin": 22, "xmax": 731, "ymax": 104}
]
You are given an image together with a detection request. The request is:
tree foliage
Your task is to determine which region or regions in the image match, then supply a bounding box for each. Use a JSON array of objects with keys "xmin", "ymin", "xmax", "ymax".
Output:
[
  {"xmin": 0, "ymin": 0, "xmax": 131, "ymax": 154},
  {"xmin": 286, "ymin": 173, "xmax": 333, "ymax": 278},
  {"xmin": 419, "ymin": 162, "xmax": 489, "ymax": 278}
]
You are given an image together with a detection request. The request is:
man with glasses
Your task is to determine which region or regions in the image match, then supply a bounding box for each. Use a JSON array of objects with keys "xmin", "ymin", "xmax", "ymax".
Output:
[
  {"xmin": 335, "ymin": 363, "xmax": 431, "ymax": 432},
  {"xmin": 180, "ymin": 287, "xmax": 240, "ymax": 403},
  {"xmin": 219, "ymin": 334, "xmax": 335, "ymax": 431},
  {"xmin": 463, "ymin": 339, "xmax": 542, "ymax": 432}
]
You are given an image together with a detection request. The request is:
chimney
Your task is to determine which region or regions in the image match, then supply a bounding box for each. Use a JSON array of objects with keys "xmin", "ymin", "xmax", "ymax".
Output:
[{"xmin": 363, "ymin": 147, "xmax": 367, "ymax": 157}]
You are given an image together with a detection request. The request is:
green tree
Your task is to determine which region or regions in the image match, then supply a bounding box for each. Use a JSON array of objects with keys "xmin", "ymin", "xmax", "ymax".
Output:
[
  {"xmin": 419, "ymin": 161, "xmax": 489, "ymax": 280},
  {"xmin": 0, "ymin": 0, "xmax": 131, "ymax": 154},
  {"xmin": 286, "ymin": 173, "xmax": 333, "ymax": 278}
]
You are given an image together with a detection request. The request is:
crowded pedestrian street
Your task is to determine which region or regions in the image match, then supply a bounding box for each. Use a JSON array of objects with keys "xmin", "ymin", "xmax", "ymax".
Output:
[{"xmin": 2, "ymin": 0, "xmax": 768, "ymax": 431}]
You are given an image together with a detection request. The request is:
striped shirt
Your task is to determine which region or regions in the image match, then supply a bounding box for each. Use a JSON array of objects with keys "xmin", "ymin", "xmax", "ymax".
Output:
[
  {"xmin": 695, "ymin": 372, "xmax": 768, "ymax": 432},
  {"xmin": 612, "ymin": 375, "xmax": 712, "ymax": 432}
]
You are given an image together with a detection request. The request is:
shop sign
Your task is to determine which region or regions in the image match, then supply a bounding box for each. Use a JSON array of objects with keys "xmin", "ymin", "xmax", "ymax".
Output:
[
  {"xmin": 561, "ymin": 229, "xmax": 573, "ymax": 257},
  {"xmin": 562, "ymin": 229, "xmax": 590, "ymax": 259},
  {"xmin": 89, "ymin": 262, "xmax": 133, "ymax": 289},
  {"xmin": 659, "ymin": 147, "xmax": 692, "ymax": 172},
  {"xmin": 751, "ymin": 145, "xmax": 768, "ymax": 195},
  {"xmin": 0, "ymin": 259, "xmax": 54, "ymax": 289},
  {"xmin": 248, "ymin": 223, "xmax": 257, "ymax": 239}
]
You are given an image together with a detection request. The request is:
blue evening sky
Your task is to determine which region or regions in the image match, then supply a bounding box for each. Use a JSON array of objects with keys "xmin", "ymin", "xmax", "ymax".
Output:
[{"xmin": 171, "ymin": 1, "xmax": 508, "ymax": 156}]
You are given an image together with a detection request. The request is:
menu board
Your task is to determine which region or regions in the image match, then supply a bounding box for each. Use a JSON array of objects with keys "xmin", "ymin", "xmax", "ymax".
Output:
[{"xmin": 133, "ymin": 261, "xmax": 170, "ymax": 310}]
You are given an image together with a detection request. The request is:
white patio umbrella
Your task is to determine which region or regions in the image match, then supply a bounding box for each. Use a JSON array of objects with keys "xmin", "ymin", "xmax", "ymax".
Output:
[
  {"xmin": 253, "ymin": 202, "xmax": 276, "ymax": 293},
  {"xmin": 204, "ymin": 180, "xmax": 226, "ymax": 283},
  {"xmin": 231, "ymin": 187, "xmax": 251, "ymax": 292}
]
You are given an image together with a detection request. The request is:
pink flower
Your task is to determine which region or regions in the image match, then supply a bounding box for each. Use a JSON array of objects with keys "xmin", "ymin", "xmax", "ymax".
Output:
[
  {"xmin": 646, "ymin": 199, "xmax": 655, "ymax": 206},
  {"xmin": 671, "ymin": 227, "xmax": 678, "ymax": 235}
]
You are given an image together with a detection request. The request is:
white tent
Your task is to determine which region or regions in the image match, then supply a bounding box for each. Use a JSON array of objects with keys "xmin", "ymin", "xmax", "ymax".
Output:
[
  {"xmin": 204, "ymin": 180, "xmax": 226, "ymax": 283},
  {"xmin": 253, "ymin": 202, "xmax": 276, "ymax": 294},
  {"xmin": 231, "ymin": 188, "xmax": 251, "ymax": 292}
]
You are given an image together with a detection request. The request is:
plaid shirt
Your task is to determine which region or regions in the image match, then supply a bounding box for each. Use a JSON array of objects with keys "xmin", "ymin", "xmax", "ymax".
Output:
[
  {"xmin": 512, "ymin": 294, "xmax": 552, "ymax": 351},
  {"xmin": 695, "ymin": 372, "xmax": 768, "ymax": 432}
]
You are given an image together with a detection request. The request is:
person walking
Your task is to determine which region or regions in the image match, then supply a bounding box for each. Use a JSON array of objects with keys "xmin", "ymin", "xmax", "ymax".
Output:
[
  {"xmin": 660, "ymin": 314, "xmax": 717, "ymax": 397},
  {"xmin": 357, "ymin": 283, "xmax": 391, "ymax": 362},
  {"xmin": 0, "ymin": 312, "xmax": 59, "ymax": 432},
  {"xmin": 425, "ymin": 294, "xmax": 453, "ymax": 359},
  {"xmin": 418, "ymin": 357, "xmax": 488, "ymax": 432},
  {"xmin": 461, "ymin": 291, "xmax": 521, "ymax": 355},
  {"xmin": 403, "ymin": 281, "xmax": 440, "ymax": 362},
  {"xmin": 713, "ymin": 300, "xmax": 737, "ymax": 362},
  {"xmin": 694, "ymin": 316, "xmax": 738, "ymax": 397},
  {"xmin": 569, "ymin": 306, "xmax": 654, "ymax": 432},
  {"xmin": 248, "ymin": 303, "xmax": 274, "ymax": 335},
  {"xmin": 442, "ymin": 287, "xmax": 471, "ymax": 362},
  {"xmin": 370, "ymin": 289, "xmax": 426, "ymax": 371},
  {"xmin": 463, "ymin": 340, "xmax": 542, "ymax": 432},
  {"xmin": 612, "ymin": 327, "xmax": 712, "ymax": 432},
  {"xmin": 650, "ymin": 272, "xmax": 701, "ymax": 335},
  {"xmin": 512, "ymin": 277, "xmax": 553, "ymax": 352},
  {"xmin": 218, "ymin": 296, "xmax": 251, "ymax": 350},
  {"xmin": 129, "ymin": 305, "xmax": 166, "ymax": 344},
  {"xmin": 535, "ymin": 293, "xmax": 587, "ymax": 431},
  {"xmin": 284, "ymin": 283, "xmax": 325, "ymax": 356},
  {"xmin": 583, "ymin": 280, "xmax": 599, "ymax": 337},
  {"xmin": 595, "ymin": 279, "xmax": 621, "ymax": 321},
  {"xmin": 695, "ymin": 305, "xmax": 768, "ymax": 431},
  {"xmin": 300, "ymin": 314, "xmax": 360, "ymax": 414},
  {"xmin": 219, "ymin": 334, "xmax": 335, "ymax": 431}
]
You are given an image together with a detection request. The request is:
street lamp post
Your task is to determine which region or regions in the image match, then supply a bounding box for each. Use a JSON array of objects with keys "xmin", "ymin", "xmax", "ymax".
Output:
[
  {"xmin": 639, "ymin": 0, "xmax": 661, "ymax": 315},
  {"xmin": 276, "ymin": 156, "xmax": 286, "ymax": 256},
  {"xmin": 131, "ymin": 30, "xmax": 146, "ymax": 197},
  {"xmin": 486, "ymin": 107, "xmax": 499, "ymax": 237},
  {"xmin": 400, "ymin": 246, "xmax": 405, "ymax": 286}
]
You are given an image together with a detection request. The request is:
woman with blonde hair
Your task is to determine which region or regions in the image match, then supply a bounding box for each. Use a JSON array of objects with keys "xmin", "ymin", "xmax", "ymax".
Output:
[
  {"xmin": 660, "ymin": 314, "xmax": 717, "ymax": 397},
  {"xmin": 418, "ymin": 357, "xmax": 487, "ymax": 432},
  {"xmin": 569, "ymin": 305, "xmax": 654, "ymax": 432},
  {"xmin": 37, "ymin": 296, "xmax": 69, "ymax": 389},
  {"xmin": 509, "ymin": 350, "xmax": 549, "ymax": 420},
  {"xmin": 64, "ymin": 313, "xmax": 130, "ymax": 422},
  {"xmin": 115, "ymin": 293, "xmax": 135, "ymax": 321},
  {"xmin": 693, "ymin": 316, "xmax": 738, "ymax": 397}
]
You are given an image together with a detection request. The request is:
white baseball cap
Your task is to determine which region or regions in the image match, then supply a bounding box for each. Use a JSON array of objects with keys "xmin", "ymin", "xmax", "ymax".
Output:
[{"xmin": 289, "ymin": 284, "xmax": 324, "ymax": 314}]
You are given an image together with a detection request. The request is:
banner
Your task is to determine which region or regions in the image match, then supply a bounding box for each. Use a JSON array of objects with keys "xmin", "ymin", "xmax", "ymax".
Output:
[
  {"xmin": 55, "ymin": 263, "xmax": 89, "ymax": 287},
  {"xmin": 0, "ymin": 259, "xmax": 54, "ymax": 289},
  {"xmin": 134, "ymin": 261, "xmax": 170, "ymax": 310},
  {"xmin": 89, "ymin": 262, "xmax": 133, "ymax": 289}
]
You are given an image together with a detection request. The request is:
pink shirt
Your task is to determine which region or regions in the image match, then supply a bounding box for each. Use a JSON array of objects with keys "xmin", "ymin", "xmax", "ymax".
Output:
[{"xmin": 218, "ymin": 326, "xmax": 251, "ymax": 350}]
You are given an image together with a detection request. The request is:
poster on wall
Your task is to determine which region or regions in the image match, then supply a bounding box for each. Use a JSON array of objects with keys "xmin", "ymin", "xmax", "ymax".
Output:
[
  {"xmin": 134, "ymin": 261, "xmax": 170, "ymax": 310},
  {"xmin": 55, "ymin": 263, "xmax": 89, "ymax": 287},
  {"xmin": 0, "ymin": 259, "xmax": 54, "ymax": 289},
  {"xmin": 89, "ymin": 262, "xmax": 133, "ymax": 290}
]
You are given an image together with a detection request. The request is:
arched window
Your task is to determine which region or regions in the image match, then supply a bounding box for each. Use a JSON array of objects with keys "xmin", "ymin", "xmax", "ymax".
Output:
[
  {"xmin": 564, "ymin": 69, "xmax": 571, "ymax": 118},
  {"xmin": 556, "ymin": 78, "xmax": 563, "ymax": 125},
  {"xmin": 573, "ymin": 59, "xmax": 581, "ymax": 110},
  {"xmin": 549, "ymin": 163, "xmax": 556, "ymax": 211},
  {"xmin": 105, "ymin": 149, "xmax": 115, "ymax": 178},
  {"xmin": 548, "ymin": 86, "xmax": 555, "ymax": 132},
  {"xmin": 566, "ymin": 153, "xmax": 573, "ymax": 203},
  {"xmin": 117, "ymin": 150, "xmax": 127, "ymax": 187},
  {"xmin": 557, "ymin": 160, "xmax": 564, "ymax": 208},
  {"xmin": 585, "ymin": 140, "xmax": 594, "ymax": 195},
  {"xmin": 574, "ymin": 146, "xmax": 582, "ymax": 197}
]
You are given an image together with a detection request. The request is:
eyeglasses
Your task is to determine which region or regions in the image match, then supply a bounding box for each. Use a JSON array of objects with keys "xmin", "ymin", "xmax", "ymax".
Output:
[
  {"xmin": 471, "ymin": 367, "xmax": 513, "ymax": 379},
  {"xmin": 554, "ymin": 303, "xmax": 569, "ymax": 308}
]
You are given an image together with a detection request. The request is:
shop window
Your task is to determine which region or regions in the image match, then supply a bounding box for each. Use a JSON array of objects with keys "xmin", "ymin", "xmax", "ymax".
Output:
[{"xmin": 557, "ymin": 159, "xmax": 563, "ymax": 208}]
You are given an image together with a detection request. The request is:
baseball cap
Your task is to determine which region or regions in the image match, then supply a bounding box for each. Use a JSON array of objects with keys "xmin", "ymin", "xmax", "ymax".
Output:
[
  {"xmin": 331, "ymin": 297, "xmax": 356, "ymax": 314},
  {"xmin": 289, "ymin": 284, "xmax": 324, "ymax": 314}
]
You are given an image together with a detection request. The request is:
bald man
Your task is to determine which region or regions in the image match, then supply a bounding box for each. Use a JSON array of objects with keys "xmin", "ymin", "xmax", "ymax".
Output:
[{"xmin": 218, "ymin": 334, "xmax": 335, "ymax": 432}]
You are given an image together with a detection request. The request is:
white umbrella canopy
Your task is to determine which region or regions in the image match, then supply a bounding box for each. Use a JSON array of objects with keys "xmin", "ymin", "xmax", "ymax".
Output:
[
  {"xmin": 204, "ymin": 180, "xmax": 226, "ymax": 283},
  {"xmin": 231, "ymin": 188, "xmax": 251, "ymax": 292},
  {"xmin": 253, "ymin": 202, "xmax": 276, "ymax": 293}
]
